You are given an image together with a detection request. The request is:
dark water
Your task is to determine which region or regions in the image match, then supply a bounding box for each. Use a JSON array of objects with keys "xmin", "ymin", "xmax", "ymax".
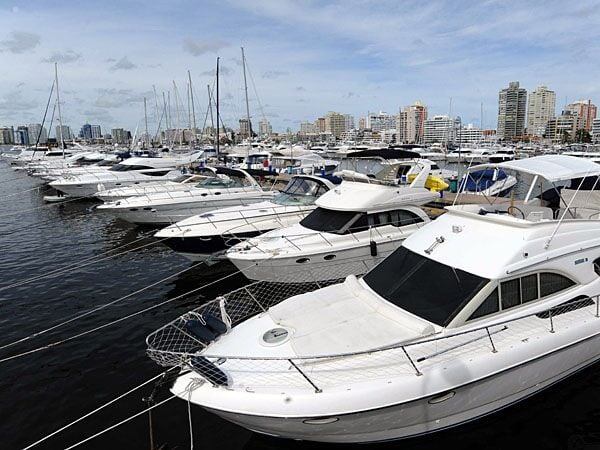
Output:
[{"xmin": 0, "ymin": 152, "xmax": 599, "ymax": 450}]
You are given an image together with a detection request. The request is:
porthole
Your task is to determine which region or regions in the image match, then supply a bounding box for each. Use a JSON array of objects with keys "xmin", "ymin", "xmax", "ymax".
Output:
[
  {"xmin": 129, "ymin": 208, "xmax": 139, "ymax": 211},
  {"xmin": 143, "ymin": 207, "xmax": 152, "ymax": 211},
  {"xmin": 201, "ymin": 193, "xmax": 208, "ymax": 197},
  {"xmin": 214, "ymin": 192, "xmax": 221, "ymax": 195},
  {"xmin": 323, "ymin": 254, "xmax": 336, "ymax": 261},
  {"xmin": 428, "ymin": 391, "xmax": 455, "ymax": 404},
  {"xmin": 296, "ymin": 257, "xmax": 310, "ymax": 264},
  {"xmin": 302, "ymin": 417, "xmax": 339, "ymax": 425}
]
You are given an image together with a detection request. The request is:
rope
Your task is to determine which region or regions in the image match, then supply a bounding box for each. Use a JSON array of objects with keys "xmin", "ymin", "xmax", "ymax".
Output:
[
  {"xmin": 0, "ymin": 261, "xmax": 203, "ymax": 352},
  {"xmin": 0, "ymin": 185, "xmax": 43, "ymax": 202},
  {"xmin": 0, "ymin": 266, "xmax": 247, "ymax": 364},
  {"xmin": 22, "ymin": 368, "xmax": 176, "ymax": 449}
]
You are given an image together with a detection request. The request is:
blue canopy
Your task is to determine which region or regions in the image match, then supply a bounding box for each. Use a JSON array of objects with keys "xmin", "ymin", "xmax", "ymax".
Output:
[{"xmin": 461, "ymin": 169, "xmax": 507, "ymax": 192}]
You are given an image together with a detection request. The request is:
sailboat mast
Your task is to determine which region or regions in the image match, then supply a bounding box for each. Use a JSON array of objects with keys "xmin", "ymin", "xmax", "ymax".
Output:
[
  {"xmin": 216, "ymin": 57, "xmax": 220, "ymax": 157},
  {"xmin": 54, "ymin": 62, "xmax": 65, "ymax": 156},
  {"xmin": 144, "ymin": 97, "xmax": 149, "ymax": 149},
  {"xmin": 188, "ymin": 70, "xmax": 197, "ymax": 143},
  {"xmin": 241, "ymin": 47, "xmax": 251, "ymax": 139}
]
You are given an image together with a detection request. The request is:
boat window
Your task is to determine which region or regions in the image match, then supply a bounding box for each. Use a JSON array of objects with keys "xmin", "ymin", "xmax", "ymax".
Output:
[
  {"xmin": 594, "ymin": 258, "xmax": 600, "ymax": 276},
  {"xmin": 500, "ymin": 279, "xmax": 520, "ymax": 310},
  {"xmin": 431, "ymin": 164, "xmax": 440, "ymax": 170},
  {"xmin": 273, "ymin": 178, "xmax": 327, "ymax": 206},
  {"xmin": 467, "ymin": 288, "xmax": 499, "ymax": 321},
  {"xmin": 196, "ymin": 176, "xmax": 245, "ymax": 189},
  {"xmin": 300, "ymin": 207, "xmax": 359, "ymax": 234},
  {"xmin": 536, "ymin": 295, "xmax": 594, "ymax": 319},
  {"xmin": 370, "ymin": 210, "xmax": 424, "ymax": 227},
  {"xmin": 348, "ymin": 214, "xmax": 369, "ymax": 232},
  {"xmin": 363, "ymin": 246, "xmax": 489, "ymax": 326},
  {"xmin": 540, "ymin": 273, "xmax": 575, "ymax": 297},
  {"xmin": 521, "ymin": 274, "xmax": 538, "ymax": 303},
  {"xmin": 110, "ymin": 163, "xmax": 154, "ymax": 171},
  {"xmin": 144, "ymin": 170, "xmax": 171, "ymax": 177}
]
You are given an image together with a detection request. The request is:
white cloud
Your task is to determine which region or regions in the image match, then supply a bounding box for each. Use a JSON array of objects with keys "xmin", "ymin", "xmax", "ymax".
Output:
[
  {"xmin": 42, "ymin": 50, "xmax": 82, "ymax": 64},
  {"xmin": 109, "ymin": 57, "xmax": 136, "ymax": 71},
  {"xmin": 183, "ymin": 38, "xmax": 229, "ymax": 56},
  {"xmin": 0, "ymin": 31, "xmax": 40, "ymax": 53}
]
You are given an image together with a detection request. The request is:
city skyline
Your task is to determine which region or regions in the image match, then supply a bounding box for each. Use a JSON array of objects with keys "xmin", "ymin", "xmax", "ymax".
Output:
[{"xmin": 1, "ymin": 1, "xmax": 599, "ymax": 132}]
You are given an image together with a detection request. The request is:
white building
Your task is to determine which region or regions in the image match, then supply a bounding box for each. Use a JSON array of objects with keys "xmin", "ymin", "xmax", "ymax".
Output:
[
  {"xmin": 91, "ymin": 125, "xmax": 102, "ymax": 139},
  {"xmin": 591, "ymin": 118, "xmax": 600, "ymax": 143},
  {"xmin": 259, "ymin": 119, "xmax": 272, "ymax": 137},
  {"xmin": 423, "ymin": 115, "xmax": 459, "ymax": 144},
  {"xmin": 527, "ymin": 85, "xmax": 556, "ymax": 136},
  {"xmin": 27, "ymin": 123, "xmax": 48, "ymax": 144},
  {"xmin": 367, "ymin": 111, "xmax": 396, "ymax": 133},
  {"xmin": 397, "ymin": 101, "xmax": 427, "ymax": 144},
  {"xmin": 343, "ymin": 114, "xmax": 354, "ymax": 132},
  {"xmin": 458, "ymin": 124, "xmax": 483, "ymax": 144},
  {"xmin": 56, "ymin": 125, "xmax": 73, "ymax": 141},
  {"xmin": 299, "ymin": 121, "xmax": 316, "ymax": 134}
]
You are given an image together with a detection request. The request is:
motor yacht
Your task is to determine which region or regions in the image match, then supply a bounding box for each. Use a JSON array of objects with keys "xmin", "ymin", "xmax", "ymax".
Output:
[
  {"xmin": 146, "ymin": 155, "xmax": 600, "ymax": 443},
  {"xmin": 458, "ymin": 167, "xmax": 517, "ymax": 197},
  {"xmin": 155, "ymin": 174, "xmax": 338, "ymax": 261},
  {"xmin": 96, "ymin": 167, "xmax": 277, "ymax": 225},
  {"xmin": 226, "ymin": 168, "xmax": 436, "ymax": 282},
  {"xmin": 48, "ymin": 153, "xmax": 201, "ymax": 197}
]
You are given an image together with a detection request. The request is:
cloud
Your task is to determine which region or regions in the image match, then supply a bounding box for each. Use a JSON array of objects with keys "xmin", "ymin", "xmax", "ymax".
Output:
[
  {"xmin": 105, "ymin": 57, "xmax": 117, "ymax": 63},
  {"xmin": 343, "ymin": 91, "xmax": 358, "ymax": 98},
  {"xmin": 109, "ymin": 56, "xmax": 136, "ymax": 71},
  {"xmin": 200, "ymin": 66, "xmax": 232, "ymax": 77},
  {"xmin": 42, "ymin": 50, "xmax": 82, "ymax": 64},
  {"xmin": 183, "ymin": 38, "xmax": 229, "ymax": 56},
  {"xmin": 81, "ymin": 109, "xmax": 115, "ymax": 124},
  {"xmin": 0, "ymin": 31, "xmax": 40, "ymax": 54},
  {"xmin": 262, "ymin": 70, "xmax": 289, "ymax": 79},
  {"xmin": 0, "ymin": 89, "xmax": 37, "ymax": 115},
  {"xmin": 296, "ymin": 86, "xmax": 306, "ymax": 92},
  {"xmin": 94, "ymin": 88, "xmax": 152, "ymax": 108}
]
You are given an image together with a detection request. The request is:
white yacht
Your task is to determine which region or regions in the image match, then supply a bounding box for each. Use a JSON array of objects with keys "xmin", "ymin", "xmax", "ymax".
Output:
[
  {"xmin": 147, "ymin": 155, "xmax": 600, "ymax": 443},
  {"xmin": 155, "ymin": 174, "xmax": 337, "ymax": 260},
  {"xmin": 487, "ymin": 149, "xmax": 517, "ymax": 163},
  {"xmin": 458, "ymin": 167, "xmax": 517, "ymax": 197},
  {"xmin": 94, "ymin": 169, "xmax": 217, "ymax": 202},
  {"xmin": 226, "ymin": 169, "xmax": 436, "ymax": 282},
  {"xmin": 96, "ymin": 168, "xmax": 277, "ymax": 225},
  {"xmin": 48, "ymin": 153, "xmax": 201, "ymax": 197}
]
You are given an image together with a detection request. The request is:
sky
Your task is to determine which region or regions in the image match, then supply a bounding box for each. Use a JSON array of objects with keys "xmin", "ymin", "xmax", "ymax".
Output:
[{"xmin": 0, "ymin": 0, "xmax": 599, "ymax": 134}]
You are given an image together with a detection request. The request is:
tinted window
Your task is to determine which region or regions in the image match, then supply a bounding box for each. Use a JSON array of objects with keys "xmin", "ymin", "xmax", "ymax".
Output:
[
  {"xmin": 540, "ymin": 273, "xmax": 575, "ymax": 297},
  {"xmin": 397, "ymin": 209, "xmax": 423, "ymax": 226},
  {"xmin": 364, "ymin": 247, "xmax": 488, "ymax": 326},
  {"xmin": 521, "ymin": 274, "xmax": 538, "ymax": 303},
  {"xmin": 501, "ymin": 279, "xmax": 520, "ymax": 310},
  {"xmin": 468, "ymin": 288, "xmax": 499, "ymax": 321},
  {"xmin": 348, "ymin": 214, "xmax": 369, "ymax": 232},
  {"xmin": 144, "ymin": 170, "xmax": 170, "ymax": 177},
  {"xmin": 594, "ymin": 258, "xmax": 600, "ymax": 276},
  {"xmin": 300, "ymin": 207, "xmax": 358, "ymax": 233}
]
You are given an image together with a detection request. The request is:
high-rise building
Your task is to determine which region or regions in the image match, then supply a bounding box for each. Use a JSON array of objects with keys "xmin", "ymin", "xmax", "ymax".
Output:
[
  {"xmin": 111, "ymin": 128, "xmax": 129, "ymax": 144},
  {"xmin": 15, "ymin": 126, "xmax": 30, "ymax": 145},
  {"xmin": 343, "ymin": 114, "xmax": 354, "ymax": 131},
  {"xmin": 56, "ymin": 125, "xmax": 73, "ymax": 141},
  {"xmin": 324, "ymin": 112, "xmax": 346, "ymax": 138},
  {"xmin": 458, "ymin": 124, "xmax": 483, "ymax": 143},
  {"xmin": 238, "ymin": 119, "xmax": 252, "ymax": 138},
  {"xmin": 358, "ymin": 117, "xmax": 367, "ymax": 130},
  {"xmin": 299, "ymin": 121, "xmax": 316, "ymax": 134},
  {"xmin": 565, "ymin": 100, "xmax": 597, "ymax": 131},
  {"xmin": 91, "ymin": 125, "xmax": 102, "ymax": 139},
  {"xmin": 80, "ymin": 123, "xmax": 92, "ymax": 140},
  {"xmin": 27, "ymin": 123, "xmax": 48, "ymax": 144},
  {"xmin": 497, "ymin": 81, "xmax": 527, "ymax": 140},
  {"xmin": 423, "ymin": 115, "xmax": 459, "ymax": 144},
  {"xmin": 545, "ymin": 111, "xmax": 577, "ymax": 143},
  {"xmin": 258, "ymin": 119, "xmax": 272, "ymax": 137},
  {"xmin": 315, "ymin": 117, "xmax": 326, "ymax": 133},
  {"xmin": 592, "ymin": 118, "xmax": 600, "ymax": 143},
  {"xmin": 397, "ymin": 101, "xmax": 428, "ymax": 143},
  {"xmin": 527, "ymin": 86, "xmax": 555, "ymax": 136},
  {"xmin": 367, "ymin": 111, "xmax": 396, "ymax": 132},
  {"xmin": 0, "ymin": 127, "xmax": 14, "ymax": 144}
]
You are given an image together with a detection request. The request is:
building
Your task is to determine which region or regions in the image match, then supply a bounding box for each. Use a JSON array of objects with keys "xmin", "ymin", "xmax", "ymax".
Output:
[
  {"xmin": 56, "ymin": 125, "xmax": 73, "ymax": 141},
  {"xmin": 15, "ymin": 126, "xmax": 30, "ymax": 145},
  {"xmin": 343, "ymin": 114, "xmax": 354, "ymax": 132},
  {"xmin": 592, "ymin": 118, "xmax": 600, "ymax": 143},
  {"xmin": 91, "ymin": 125, "xmax": 102, "ymax": 139},
  {"xmin": 545, "ymin": 111, "xmax": 577, "ymax": 143},
  {"xmin": 458, "ymin": 124, "xmax": 483, "ymax": 144},
  {"xmin": 397, "ymin": 101, "xmax": 427, "ymax": 143},
  {"xmin": 238, "ymin": 119, "xmax": 252, "ymax": 138},
  {"xmin": 299, "ymin": 121, "xmax": 316, "ymax": 134},
  {"xmin": 315, "ymin": 117, "xmax": 326, "ymax": 133},
  {"xmin": 80, "ymin": 124, "xmax": 92, "ymax": 140},
  {"xmin": 565, "ymin": 100, "xmax": 597, "ymax": 132},
  {"xmin": 423, "ymin": 115, "xmax": 459, "ymax": 144},
  {"xmin": 358, "ymin": 117, "xmax": 367, "ymax": 130},
  {"xmin": 258, "ymin": 119, "xmax": 272, "ymax": 137},
  {"xmin": 367, "ymin": 111, "xmax": 396, "ymax": 133},
  {"xmin": 0, "ymin": 126, "xmax": 14, "ymax": 144},
  {"xmin": 498, "ymin": 81, "xmax": 527, "ymax": 140},
  {"xmin": 111, "ymin": 128, "xmax": 129, "ymax": 145},
  {"xmin": 27, "ymin": 123, "xmax": 48, "ymax": 144},
  {"xmin": 527, "ymin": 85, "xmax": 555, "ymax": 136},
  {"xmin": 324, "ymin": 112, "xmax": 346, "ymax": 138}
]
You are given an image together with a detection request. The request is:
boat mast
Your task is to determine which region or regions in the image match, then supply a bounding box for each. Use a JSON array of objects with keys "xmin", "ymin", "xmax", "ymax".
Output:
[
  {"xmin": 241, "ymin": 47, "xmax": 252, "ymax": 140},
  {"xmin": 216, "ymin": 57, "xmax": 220, "ymax": 157},
  {"xmin": 188, "ymin": 70, "xmax": 197, "ymax": 146},
  {"xmin": 173, "ymin": 81, "xmax": 183, "ymax": 147},
  {"xmin": 54, "ymin": 62, "xmax": 65, "ymax": 156},
  {"xmin": 143, "ymin": 97, "xmax": 149, "ymax": 149}
]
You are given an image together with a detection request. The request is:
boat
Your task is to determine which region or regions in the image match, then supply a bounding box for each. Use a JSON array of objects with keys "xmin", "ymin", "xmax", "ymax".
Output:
[
  {"xmin": 488, "ymin": 149, "xmax": 517, "ymax": 163},
  {"xmin": 458, "ymin": 167, "xmax": 517, "ymax": 197},
  {"xmin": 226, "ymin": 167, "xmax": 436, "ymax": 282},
  {"xmin": 146, "ymin": 155, "xmax": 600, "ymax": 443},
  {"xmin": 95, "ymin": 167, "xmax": 277, "ymax": 225},
  {"xmin": 154, "ymin": 174, "xmax": 338, "ymax": 261},
  {"xmin": 48, "ymin": 153, "xmax": 202, "ymax": 197}
]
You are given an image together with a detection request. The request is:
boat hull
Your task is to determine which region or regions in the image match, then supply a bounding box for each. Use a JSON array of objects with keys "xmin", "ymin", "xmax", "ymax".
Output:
[{"xmin": 202, "ymin": 333, "xmax": 600, "ymax": 443}]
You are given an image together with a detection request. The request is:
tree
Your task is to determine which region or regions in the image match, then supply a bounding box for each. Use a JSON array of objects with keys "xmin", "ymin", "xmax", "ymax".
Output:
[
  {"xmin": 560, "ymin": 129, "xmax": 571, "ymax": 144},
  {"xmin": 575, "ymin": 128, "xmax": 592, "ymax": 143}
]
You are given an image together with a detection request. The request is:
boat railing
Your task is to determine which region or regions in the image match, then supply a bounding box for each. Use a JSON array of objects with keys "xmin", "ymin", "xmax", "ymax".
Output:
[{"xmin": 147, "ymin": 279, "xmax": 600, "ymax": 393}]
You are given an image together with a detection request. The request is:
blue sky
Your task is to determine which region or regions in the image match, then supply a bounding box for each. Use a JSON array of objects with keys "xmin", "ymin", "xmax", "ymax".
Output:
[{"xmin": 0, "ymin": 0, "xmax": 599, "ymax": 133}]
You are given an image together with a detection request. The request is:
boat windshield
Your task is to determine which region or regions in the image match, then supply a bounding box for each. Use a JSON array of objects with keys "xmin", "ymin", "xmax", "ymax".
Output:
[
  {"xmin": 363, "ymin": 246, "xmax": 488, "ymax": 326},
  {"xmin": 195, "ymin": 175, "xmax": 245, "ymax": 189},
  {"xmin": 273, "ymin": 177, "xmax": 328, "ymax": 206},
  {"xmin": 300, "ymin": 207, "xmax": 359, "ymax": 233},
  {"xmin": 109, "ymin": 163, "xmax": 154, "ymax": 171}
]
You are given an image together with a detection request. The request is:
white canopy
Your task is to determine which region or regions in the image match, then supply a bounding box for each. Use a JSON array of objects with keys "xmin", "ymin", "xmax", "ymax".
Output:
[{"xmin": 471, "ymin": 155, "xmax": 600, "ymax": 183}]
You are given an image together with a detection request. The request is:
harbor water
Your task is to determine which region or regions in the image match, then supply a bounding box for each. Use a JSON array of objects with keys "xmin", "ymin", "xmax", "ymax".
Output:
[{"xmin": 1, "ymin": 150, "xmax": 599, "ymax": 450}]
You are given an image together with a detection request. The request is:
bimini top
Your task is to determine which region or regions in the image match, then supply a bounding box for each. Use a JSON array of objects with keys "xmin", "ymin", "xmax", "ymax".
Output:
[
  {"xmin": 346, "ymin": 148, "xmax": 421, "ymax": 160},
  {"xmin": 471, "ymin": 155, "xmax": 600, "ymax": 183}
]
